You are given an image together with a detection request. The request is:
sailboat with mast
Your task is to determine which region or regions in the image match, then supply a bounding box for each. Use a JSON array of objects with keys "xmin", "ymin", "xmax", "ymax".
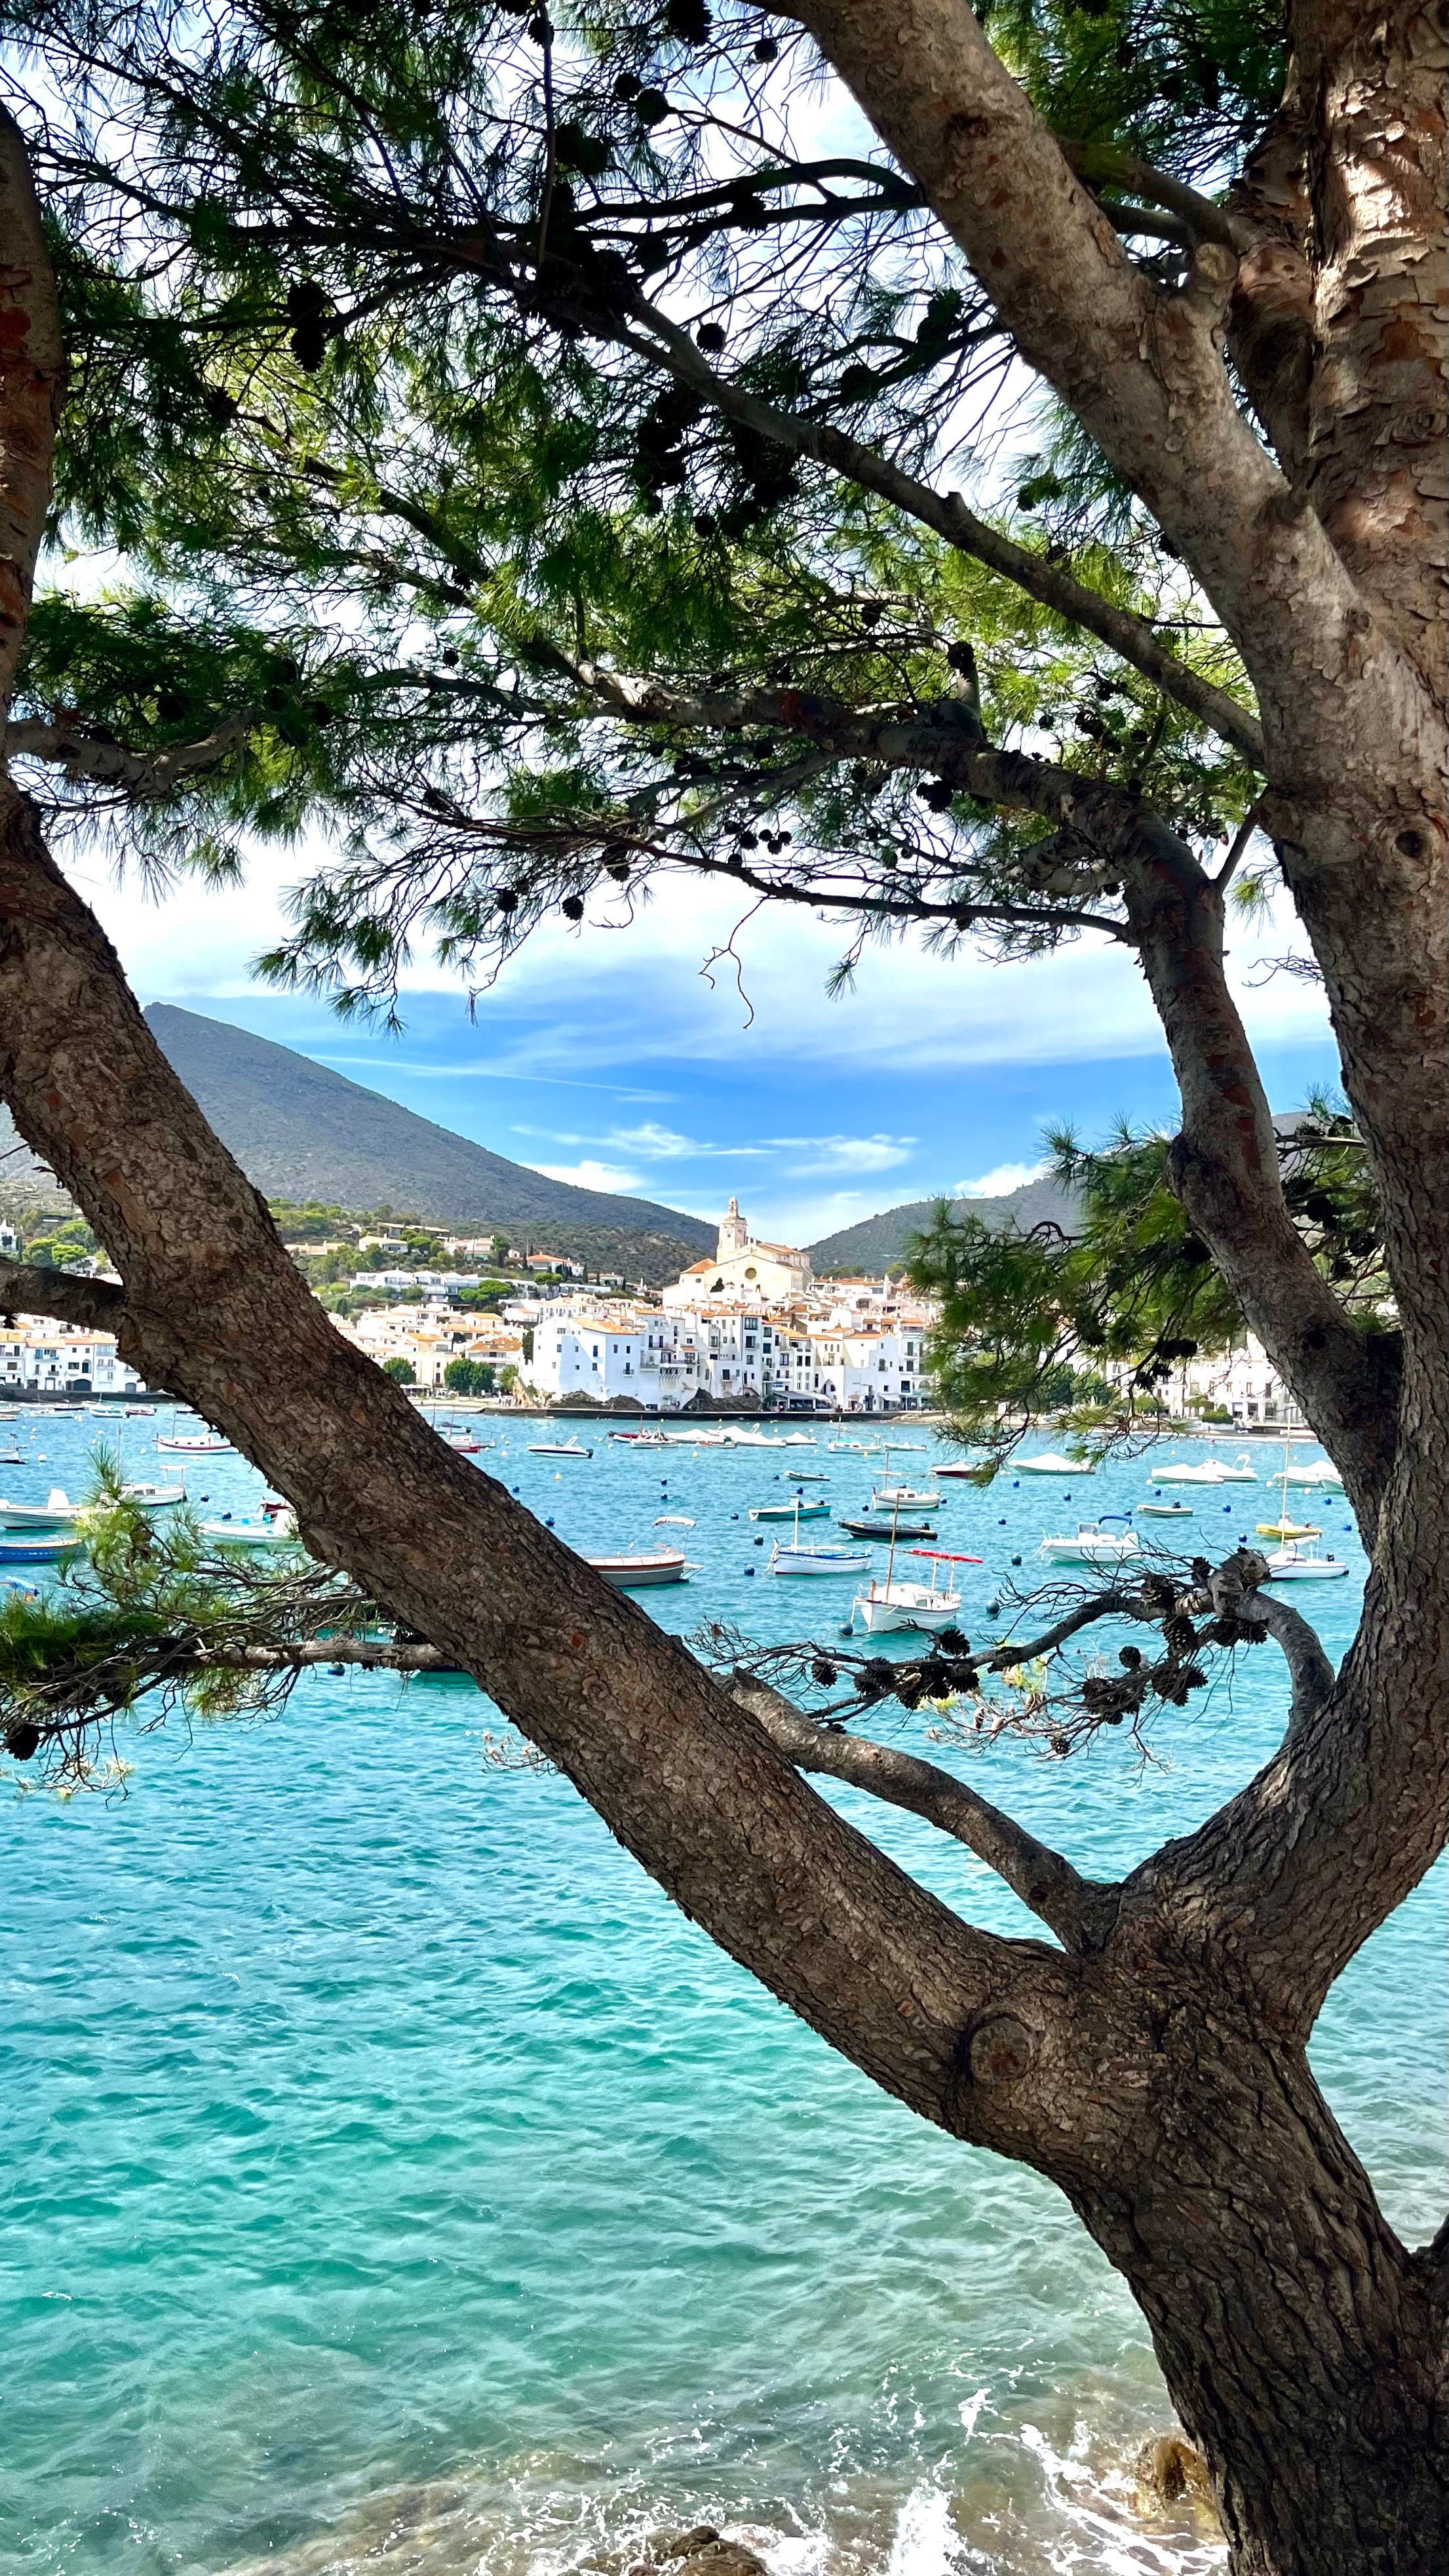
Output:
[{"xmin": 852, "ymin": 1493, "xmax": 980, "ymax": 1633}]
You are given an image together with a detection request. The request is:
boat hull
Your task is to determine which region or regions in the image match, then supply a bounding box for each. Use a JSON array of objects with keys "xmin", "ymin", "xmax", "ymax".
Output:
[
  {"xmin": 586, "ymin": 1553, "xmax": 688, "ymax": 1587},
  {"xmin": 769, "ymin": 1548, "xmax": 870, "ymax": 1576},
  {"xmin": 853, "ymin": 1585, "xmax": 961, "ymax": 1635}
]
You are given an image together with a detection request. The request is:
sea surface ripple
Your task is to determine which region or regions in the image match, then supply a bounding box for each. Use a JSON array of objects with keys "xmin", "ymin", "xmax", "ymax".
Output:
[{"xmin": 1, "ymin": 1412, "xmax": 1442, "ymax": 2576}]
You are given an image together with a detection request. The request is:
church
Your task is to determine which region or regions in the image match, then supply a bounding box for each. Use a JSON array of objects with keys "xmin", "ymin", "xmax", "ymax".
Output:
[{"xmin": 662, "ymin": 1198, "xmax": 813, "ymax": 1309}]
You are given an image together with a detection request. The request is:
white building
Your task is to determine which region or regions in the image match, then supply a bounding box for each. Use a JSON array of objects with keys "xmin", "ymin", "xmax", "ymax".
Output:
[
  {"xmin": 663, "ymin": 1198, "xmax": 813, "ymax": 1310},
  {"xmin": 0, "ymin": 1319, "xmax": 145, "ymax": 1397}
]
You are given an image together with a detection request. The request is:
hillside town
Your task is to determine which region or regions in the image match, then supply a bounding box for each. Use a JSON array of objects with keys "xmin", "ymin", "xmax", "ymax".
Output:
[{"xmin": 2, "ymin": 1198, "xmax": 1306, "ymax": 1426}]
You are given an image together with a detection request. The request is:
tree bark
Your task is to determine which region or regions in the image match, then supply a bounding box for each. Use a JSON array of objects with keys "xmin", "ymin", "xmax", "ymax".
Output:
[{"xmin": 1074, "ymin": 2014, "xmax": 1449, "ymax": 2576}]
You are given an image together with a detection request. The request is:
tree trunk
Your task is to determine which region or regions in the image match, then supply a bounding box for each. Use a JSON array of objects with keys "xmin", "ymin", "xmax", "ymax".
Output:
[{"xmin": 1075, "ymin": 2023, "xmax": 1449, "ymax": 2576}]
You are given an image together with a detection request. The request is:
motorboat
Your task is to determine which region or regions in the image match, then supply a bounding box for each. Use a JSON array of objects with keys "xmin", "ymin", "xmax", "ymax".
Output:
[
  {"xmin": 769, "ymin": 1540, "xmax": 872, "ymax": 1577},
  {"xmin": 199, "ymin": 1508, "xmax": 299, "ymax": 1550},
  {"xmin": 0, "ymin": 1531, "xmax": 79, "ymax": 1564},
  {"xmin": 585, "ymin": 1548, "xmax": 691, "ymax": 1588},
  {"xmin": 935, "ymin": 1462, "xmax": 981, "ymax": 1481},
  {"xmin": 528, "ymin": 1438, "xmax": 593, "ymax": 1458},
  {"xmin": 1138, "ymin": 1500, "xmax": 1193, "ymax": 1519},
  {"xmin": 828, "ymin": 1439, "xmax": 868, "ymax": 1453},
  {"xmin": 749, "ymin": 1497, "xmax": 831, "ymax": 1521},
  {"xmin": 609, "ymin": 1430, "xmax": 669, "ymax": 1445},
  {"xmin": 1, "ymin": 1488, "xmax": 87, "ymax": 1530},
  {"xmin": 156, "ymin": 1433, "xmax": 233, "ymax": 1454},
  {"xmin": 1261, "ymin": 1541, "xmax": 1349, "ymax": 1580},
  {"xmin": 785, "ymin": 1470, "xmax": 829, "ymax": 1483},
  {"xmin": 1016, "ymin": 1452, "xmax": 1085, "ymax": 1475},
  {"xmin": 781, "ymin": 1433, "xmax": 819, "ymax": 1447},
  {"xmin": 853, "ymin": 1548, "xmax": 978, "ymax": 1635},
  {"xmin": 1039, "ymin": 1523, "xmax": 1142, "ymax": 1567},
  {"xmin": 121, "ymin": 1481, "xmax": 187, "ymax": 1510},
  {"xmin": 870, "ymin": 1484, "xmax": 943, "ymax": 1510}
]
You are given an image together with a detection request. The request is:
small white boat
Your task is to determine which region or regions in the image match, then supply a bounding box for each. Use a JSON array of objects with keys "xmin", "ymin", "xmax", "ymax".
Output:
[
  {"xmin": 1151, "ymin": 1458, "xmax": 1239, "ymax": 1486},
  {"xmin": 853, "ymin": 1546, "xmax": 978, "ymax": 1635},
  {"xmin": 1016, "ymin": 1452, "xmax": 1085, "ymax": 1476},
  {"xmin": 1139, "ymin": 1500, "xmax": 1193, "ymax": 1519},
  {"xmin": 653, "ymin": 1514, "xmax": 695, "ymax": 1527},
  {"xmin": 1210, "ymin": 1454, "xmax": 1259, "ymax": 1483},
  {"xmin": 870, "ymin": 1484, "xmax": 943, "ymax": 1510},
  {"xmin": 199, "ymin": 1506, "xmax": 299, "ymax": 1550},
  {"xmin": 586, "ymin": 1548, "xmax": 690, "ymax": 1588},
  {"xmin": 935, "ymin": 1462, "xmax": 980, "ymax": 1481},
  {"xmin": 1269, "ymin": 1460, "xmax": 1344, "ymax": 1489},
  {"xmin": 1262, "ymin": 1541, "xmax": 1349, "ymax": 1580},
  {"xmin": 529, "ymin": 1439, "xmax": 593, "ymax": 1459},
  {"xmin": 157, "ymin": 1433, "xmax": 234, "ymax": 1454},
  {"xmin": 1, "ymin": 1487, "xmax": 87, "ymax": 1530},
  {"xmin": 769, "ymin": 1541, "xmax": 872, "ymax": 1577},
  {"xmin": 121, "ymin": 1481, "xmax": 187, "ymax": 1511},
  {"xmin": 1039, "ymin": 1523, "xmax": 1141, "ymax": 1567},
  {"xmin": 609, "ymin": 1430, "xmax": 669, "ymax": 1445},
  {"xmin": 828, "ymin": 1439, "xmax": 868, "ymax": 1453}
]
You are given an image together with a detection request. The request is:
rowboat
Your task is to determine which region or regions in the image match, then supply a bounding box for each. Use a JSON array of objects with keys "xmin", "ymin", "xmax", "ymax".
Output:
[
  {"xmin": 1138, "ymin": 1501, "xmax": 1193, "ymax": 1519},
  {"xmin": 1039, "ymin": 1523, "xmax": 1141, "ymax": 1567},
  {"xmin": 769, "ymin": 1541, "xmax": 872, "ymax": 1577},
  {"xmin": 0, "ymin": 1532, "xmax": 78, "ymax": 1563},
  {"xmin": 838, "ymin": 1516, "xmax": 937, "ymax": 1542},
  {"xmin": 585, "ymin": 1548, "xmax": 691, "ymax": 1588}
]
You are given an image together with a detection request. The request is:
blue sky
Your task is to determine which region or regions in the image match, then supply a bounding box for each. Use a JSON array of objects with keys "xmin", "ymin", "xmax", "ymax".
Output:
[{"xmin": 86, "ymin": 842, "xmax": 1339, "ymax": 1246}]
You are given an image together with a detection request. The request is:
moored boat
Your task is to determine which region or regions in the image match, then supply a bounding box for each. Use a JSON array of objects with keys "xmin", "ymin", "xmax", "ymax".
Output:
[
  {"xmin": 585, "ymin": 1548, "xmax": 691, "ymax": 1588},
  {"xmin": 870, "ymin": 1484, "xmax": 942, "ymax": 1510},
  {"xmin": 1016, "ymin": 1452, "xmax": 1085, "ymax": 1475},
  {"xmin": 1039, "ymin": 1523, "xmax": 1141, "ymax": 1567},
  {"xmin": 528, "ymin": 1438, "xmax": 593, "ymax": 1458},
  {"xmin": 1262, "ymin": 1541, "xmax": 1349, "ymax": 1580},
  {"xmin": 749, "ymin": 1496, "xmax": 831, "ymax": 1521},
  {"xmin": 156, "ymin": 1433, "xmax": 233, "ymax": 1454},
  {"xmin": 769, "ymin": 1541, "xmax": 872, "ymax": 1577},
  {"xmin": 1, "ymin": 1488, "xmax": 87, "ymax": 1530},
  {"xmin": 1138, "ymin": 1501, "xmax": 1193, "ymax": 1519},
  {"xmin": 838, "ymin": 1516, "xmax": 937, "ymax": 1542},
  {"xmin": 0, "ymin": 1532, "xmax": 79, "ymax": 1563},
  {"xmin": 121, "ymin": 1481, "xmax": 187, "ymax": 1510}
]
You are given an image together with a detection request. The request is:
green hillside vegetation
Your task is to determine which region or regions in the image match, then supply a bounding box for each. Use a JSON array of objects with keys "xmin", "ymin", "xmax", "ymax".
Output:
[
  {"xmin": 145, "ymin": 1006, "xmax": 712, "ymax": 1283},
  {"xmin": 809, "ymin": 1171, "xmax": 1077, "ymax": 1275}
]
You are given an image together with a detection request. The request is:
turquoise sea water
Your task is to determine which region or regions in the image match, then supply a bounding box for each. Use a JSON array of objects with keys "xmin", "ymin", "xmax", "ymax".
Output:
[{"xmin": 1, "ymin": 1413, "xmax": 1443, "ymax": 2576}]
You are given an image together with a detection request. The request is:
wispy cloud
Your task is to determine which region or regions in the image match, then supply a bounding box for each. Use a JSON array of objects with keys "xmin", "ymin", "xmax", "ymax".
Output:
[
  {"xmin": 954, "ymin": 1158, "xmax": 1049, "ymax": 1198},
  {"xmin": 767, "ymin": 1133, "xmax": 917, "ymax": 1176}
]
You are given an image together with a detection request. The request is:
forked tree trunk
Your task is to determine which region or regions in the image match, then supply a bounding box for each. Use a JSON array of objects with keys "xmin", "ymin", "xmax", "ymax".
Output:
[{"xmin": 1073, "ymin": 2015, "xmax": 1449, "ymax": 2575}]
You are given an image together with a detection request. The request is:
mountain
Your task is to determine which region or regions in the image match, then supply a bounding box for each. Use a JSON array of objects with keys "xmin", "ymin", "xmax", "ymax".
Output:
[
  {"xmin": 138, "ymin": 1006, "xmax": 714, "ymax": 1279},
  {"xmin": 808, "ymin": 1171, "xmax": 1078, "ymax": 1274}
]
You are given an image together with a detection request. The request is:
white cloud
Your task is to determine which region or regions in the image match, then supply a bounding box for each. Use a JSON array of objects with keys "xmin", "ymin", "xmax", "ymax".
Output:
[
  {"xmin": 526, "ymin": 1158, "xmax": 646, "ymax": 1194},
  {"xmin": 954, "ymin": 1158, "xmax": 1050, "ymax": 1198},
  {"xmin": 766, "ymin": 1133, "xmax": 916, "ymax": 1176}
]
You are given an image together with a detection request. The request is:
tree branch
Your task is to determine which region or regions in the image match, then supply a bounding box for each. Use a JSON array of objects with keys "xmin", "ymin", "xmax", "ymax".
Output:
[
  {"xmin": 0, "ymin": 108, "xmax": 65, "ymax": 717},
  {"xmin": 5, "ymin": 711, "xmax": 256, "ymax": 792},
  {"xmin": 620, "ymin": 309, "xmax": 1265, "ymax": 766},
  {"xmin": 1119, "ymin": 841, "xmax": 1400, "ymax": 1532},
  {"xmin": 729, "ymin": 1668, "xmax": 1120, "ymax": 1954},
  {"xmin": 0, "ymin": 783, "xmax": 1078, "ymax": 2146},
  {"xmin": 0, "ymin": 1257, "xmax": 126, "ymax": 1330}
]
